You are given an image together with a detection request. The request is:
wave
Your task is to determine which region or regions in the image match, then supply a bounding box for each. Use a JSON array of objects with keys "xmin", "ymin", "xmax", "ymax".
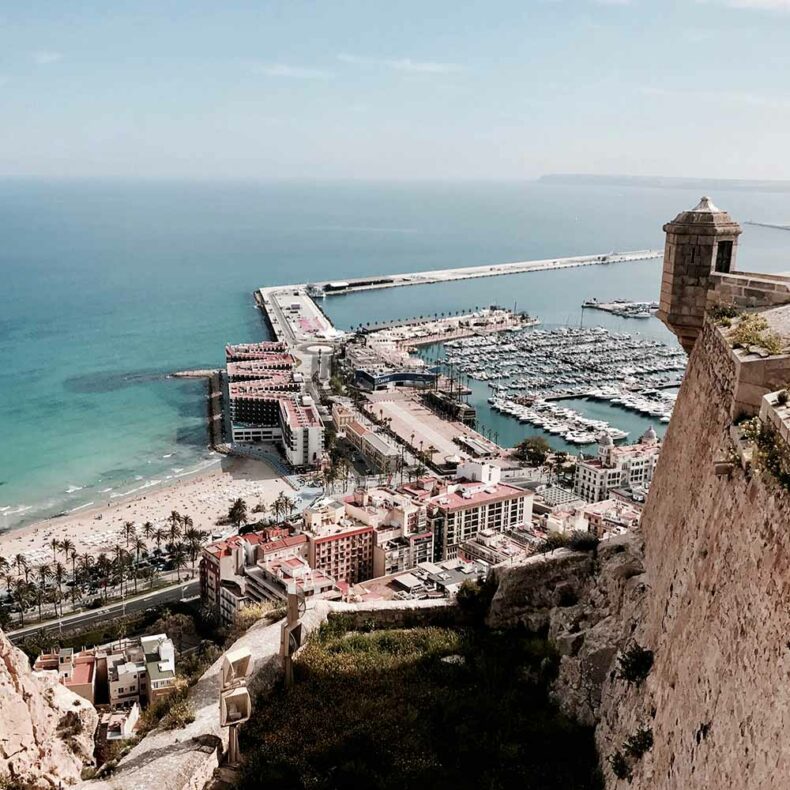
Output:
[
  {"xmin": 65, "ymin": 485, "xmax": 83, "ymax": 494},
  {"xmin": 100, "ymin": 487, "xmax": 113, "ymax": 493},
  {"xmin": 162, "ymin": 453, "xmax": 174, "ymax": 458},
  {"xmin": 69, "ymin": 501, "xmax": 95, "ymax": 513}
]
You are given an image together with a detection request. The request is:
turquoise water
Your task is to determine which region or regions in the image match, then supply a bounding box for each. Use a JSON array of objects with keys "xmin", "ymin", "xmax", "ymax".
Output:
[{"xmin": 2, "ymin": 179, "xmax": 790, "ymax": 528}]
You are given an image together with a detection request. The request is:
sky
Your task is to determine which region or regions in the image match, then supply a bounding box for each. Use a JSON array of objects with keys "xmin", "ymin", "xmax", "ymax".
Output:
[{"xmin": 1, "ymin": 0, "xmax": 789, "ymax": 180}]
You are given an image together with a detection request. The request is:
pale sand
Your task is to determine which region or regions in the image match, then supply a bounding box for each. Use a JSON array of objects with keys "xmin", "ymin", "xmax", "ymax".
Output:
[{"xmin": 0, "ymin": 457, "xmax": 296, "ymax": 566}]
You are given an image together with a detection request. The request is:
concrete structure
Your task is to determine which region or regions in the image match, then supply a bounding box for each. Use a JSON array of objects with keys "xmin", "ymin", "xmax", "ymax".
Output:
[
  {"xmin": 657, "ymin": 196, "xmax": 742, "ymax": 352},
  {"xmin": 35, "ymin": 634, "xmax": 176, "ymax": 710},
  {"xmin": 574, "ymin": 430, "xmax": 660, "ymax": 502},
  {"xmin": 33, "ymin": 647, "xmax": 97, "ymax": 704}
]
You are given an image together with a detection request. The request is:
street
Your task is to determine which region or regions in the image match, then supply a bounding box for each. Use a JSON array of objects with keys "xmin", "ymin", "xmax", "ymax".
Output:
[{"xmin": 7, "ymin": 579, "xmax": 200, "ymax": 644}]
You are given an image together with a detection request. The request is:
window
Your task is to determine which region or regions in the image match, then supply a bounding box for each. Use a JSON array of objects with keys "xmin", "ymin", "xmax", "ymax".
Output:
[{"xmin": 715, "ymin": 240, "xmax": 733, "ymax": 273}]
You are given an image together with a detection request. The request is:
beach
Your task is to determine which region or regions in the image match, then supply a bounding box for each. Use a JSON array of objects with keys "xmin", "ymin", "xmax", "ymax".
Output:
[{"xmin": 0, "ymin": 457, "xmax": 295, "ymax": 567}]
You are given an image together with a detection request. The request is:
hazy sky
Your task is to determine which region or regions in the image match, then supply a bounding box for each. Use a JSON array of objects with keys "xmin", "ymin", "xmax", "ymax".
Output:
[{"xmin": 1, "ymin": 0, "xmax": 789, "ymax": 180}]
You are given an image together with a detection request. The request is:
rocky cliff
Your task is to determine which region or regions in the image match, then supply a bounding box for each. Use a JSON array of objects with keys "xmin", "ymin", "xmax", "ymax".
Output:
[{"xmin": 0, "ymin": 629, "xmax": 98, "ymax": 788}]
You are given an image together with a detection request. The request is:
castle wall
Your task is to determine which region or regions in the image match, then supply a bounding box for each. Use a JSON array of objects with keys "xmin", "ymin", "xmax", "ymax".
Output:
[{"xmin": 620, "ymin": 318, "xmax": 790, "ymax": 789}]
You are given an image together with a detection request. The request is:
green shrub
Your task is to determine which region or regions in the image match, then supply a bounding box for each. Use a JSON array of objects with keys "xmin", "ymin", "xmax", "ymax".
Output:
[
  {"xmin": 729, "ymin": 313, "xmax": 783, "ymax": 355},
  {"xmin": 607, "ymin": 750, "xmax": 632, "ymax": 781},
  {"xmin": 709, "ymin": 303, "xmax": 739, "ymax": 322},
  {"xmin": 567, "ymin": 530, "xmax": 600, "ymax": 553},
  {"xmin": 741, "ymin": 417, "xmax": 790, "ymax": 490},
  {"xmin": 616, "ymin": 644, "xmax": 654, "ymax": 685},
  {"xmin": 535, "ymin": 532, "xmax": 570, "ymax": 554},
  {"xmin": 625, "ymin": 727, "xmax": 654, "ymax": 759},
  {"xmin": 160, "ymin": 697, "xmax": 195, "ymax": 730},
  {"xmin": 455, "ymin": 577, "xmax": 497, "ymax": 622}
]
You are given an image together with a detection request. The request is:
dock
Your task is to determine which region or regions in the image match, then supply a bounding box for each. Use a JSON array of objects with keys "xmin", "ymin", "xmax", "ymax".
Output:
[{"xmin": 303, "ymin": 249, "xmax": 662, "ymax": 298}]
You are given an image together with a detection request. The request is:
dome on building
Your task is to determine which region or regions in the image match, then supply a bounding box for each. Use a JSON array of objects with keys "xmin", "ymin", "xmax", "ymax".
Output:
[
  {"xmin": 641, "ymin": 425, "xmax": 658, "ymax": 444},
  {"xmin": 598, "ymin": 432, "xmax": 614, "ymax": 447}
]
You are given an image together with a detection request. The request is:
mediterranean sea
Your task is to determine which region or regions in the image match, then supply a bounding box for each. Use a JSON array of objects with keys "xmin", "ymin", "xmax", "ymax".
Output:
[{"xmin": 2, "ymin": 179, "xmax": 789, "ymax": 529}]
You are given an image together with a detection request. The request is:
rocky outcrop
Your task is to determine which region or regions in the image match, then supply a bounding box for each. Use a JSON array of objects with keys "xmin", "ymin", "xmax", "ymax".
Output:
[
  {"xmin": 488, "ymin": 534, "xmax": 648, "ymax": 729},
  {"xmin": 0, "ymin": 629, "xmax": 98, "ymax": 788}
]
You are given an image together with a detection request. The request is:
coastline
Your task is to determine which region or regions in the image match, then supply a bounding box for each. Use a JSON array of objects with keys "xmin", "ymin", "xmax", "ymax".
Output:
[{"xmin": 0, "ymin": 456, "xmax": 294, "ymax": 567}]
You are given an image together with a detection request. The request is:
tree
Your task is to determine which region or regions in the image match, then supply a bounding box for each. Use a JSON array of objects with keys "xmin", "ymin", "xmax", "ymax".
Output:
[
  {"xmin": 52, "ymin": 562, "xmax": 66, "ymax": 616},
  {"xmin": 142, "ymin": 521, "xmax": 156, "ymax": 543},
  {"xmin": 154, "ymin": 528, "xmax": 167, "ymax": 553},
  {"xmin": 13, "ymin": 579, "xmax": 33, "ymax": 625},
  {"xmin": 228, "ymin": 498, "xmax": 248, "ymax": 528},
  {"xmin": 35, "ymin": 563, "xmax": 51, "ymax": 620},
  {"xmin": 132, "ymin": 536, "xmax": 147, "ymax": 594},
  {"xmin": 112, "ymin": 545, "xmax": 127, "ymax": 597},
  {"xmin": 515, "ymin": 436, "xmax": 551, "ymax": 467},
  {"xmin": 167, "ymin": 512, "xmax": 183, "ymax": 544},
  {"xmin": 123, "ymin": 521, "xmax": 136, "ymax": 547},
  {"xmin": 49, "ymin": 538, "xmax": 60, "ymax": 563},
  {"xmin": 171, "ymin": 543, "xmax": 188, "ymax": 582},
  {"xmin": 96, "ymin": 553, "xmax": 112, "ymax": 601},
  {"xmin": 14, "ymin": 553, "xmax": 29, "ymax": 583}
]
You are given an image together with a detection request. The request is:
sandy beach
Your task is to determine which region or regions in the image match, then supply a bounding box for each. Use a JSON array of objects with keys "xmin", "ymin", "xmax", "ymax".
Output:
[{"xmin": 0, "ymin": 457, "xmax": 297, "ymax": 567}]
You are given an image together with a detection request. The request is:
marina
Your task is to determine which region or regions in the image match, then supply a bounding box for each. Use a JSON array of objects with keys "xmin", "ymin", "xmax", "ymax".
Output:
[{"xmin": 418, "ymin": 326, "xmax": 685, "ymax": 447}]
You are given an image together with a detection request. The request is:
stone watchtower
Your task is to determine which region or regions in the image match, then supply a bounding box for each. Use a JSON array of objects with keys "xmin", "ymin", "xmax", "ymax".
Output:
[{"xmin": 657, "ymin": 196, "xmax": 742, "ymax": 352}]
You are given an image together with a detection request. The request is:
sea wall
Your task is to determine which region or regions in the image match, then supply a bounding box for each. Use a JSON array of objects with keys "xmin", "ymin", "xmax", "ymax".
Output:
[{"xmin": 600, "ymin": 317, "xmax": 790, "ymax": 788}]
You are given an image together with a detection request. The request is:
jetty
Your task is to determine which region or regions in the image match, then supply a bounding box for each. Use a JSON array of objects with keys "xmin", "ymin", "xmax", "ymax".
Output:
[{"xmin": 303, "ymin": 249, "xmax": 661, "ymax": 298}]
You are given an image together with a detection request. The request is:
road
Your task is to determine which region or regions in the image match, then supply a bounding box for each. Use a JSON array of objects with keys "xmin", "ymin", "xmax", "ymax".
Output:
[{"xmin": 7, "ymin": 579, "xmax": 200, "ymax": 644}]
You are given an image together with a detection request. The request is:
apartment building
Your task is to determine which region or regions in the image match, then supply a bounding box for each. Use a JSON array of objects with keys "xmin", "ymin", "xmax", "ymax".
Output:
[
  {"xmin": 425, "ymin": 464, "xmax": 533, "ymax": 560},
  {"xmin": 574, "ymin": 429, "xmax": 660, "ymax": 503},
  {"xmin": 34, "ymin": 633, "xmax": 176, "ymax": 709}
]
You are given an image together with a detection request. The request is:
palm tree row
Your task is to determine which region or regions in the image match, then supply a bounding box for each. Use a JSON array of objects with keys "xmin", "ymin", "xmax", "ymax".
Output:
[{"xmin": 0, "ymin": 515, "xmax": 208, "ymax": 626}]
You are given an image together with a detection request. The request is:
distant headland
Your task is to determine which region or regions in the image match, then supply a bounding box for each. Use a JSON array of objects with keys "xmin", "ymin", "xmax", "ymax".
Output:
[{"xmin": 539, "ymin": 173, "xmax": 790, "ymax": 193}]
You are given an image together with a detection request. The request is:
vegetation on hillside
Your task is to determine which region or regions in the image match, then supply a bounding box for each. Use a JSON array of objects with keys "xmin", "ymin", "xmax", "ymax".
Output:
[{"xmin": 236, "ymin": 625, "xmax": 602, "ymax": 790}]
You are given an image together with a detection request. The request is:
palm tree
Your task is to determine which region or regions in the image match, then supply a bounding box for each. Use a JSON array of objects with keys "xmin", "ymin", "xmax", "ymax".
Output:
[
  {"xmin": 154, "ymin": 528, "xmax": 167, "ymax": 553},
  {"xmin": 78, "ymin": 553, "xmax": 93, "ymax": 600},
  {"xmin": 68, "ymin": 549, "xmax": 78, "ymax": 604},
  {"xmin": 185, "ymin": 529, "xmax": 205, "ymax": 572},
  {"xmin": 167, "ymin": 513, "xmax": 182, "ymax": 545},
  {"xmin": 3, "ymin": 572, "xmax": 14, "ymax": 596},
  {"xmin": 96, "ymin": 553, "xmax": 112, "ymax": 601},
  {"xmin": 171, "ymin": 543, "xmax": 187, "ymax": 582},
  {"xmin": 112, "ymin": 545, "xmax": 126, "ymax": 598},
  {"xmin": 35, "ymin": 563, "xmax": 51, "ymax": 620},
  {"xmin": 49, "ymin": 538, "xmax": 60, "ymax": 563},
  {"xmin": 14, "ymin": 553, "xmax": 29, "ymax": 583},
  {"xmin": 123, "ymin": 521, "xmax": 136, "ymax": 547},
  {"xmin": 13, "ymin": 578, "xmax": 33, "ymax": 625},
  {"xmin": 52, "ymin": 562, "xmax": 66, "ymax": 616},
  {"xmin": 228, "ymin": 498, "xmax": 248, "ymax": 528},
  {"xmin": 0, "ymin": 555, "xmax": 9, "ymax": 578},
  {"xmin": 132, "ymin": 536, "xmax": 146, "ymax": 594},
  {"xmin": 142, "ymin": 521, "xmax": 155, "ymax": 544},
  {"xmin": 60, "ymin": 538, "xmax": 75, "ymax": 562}
]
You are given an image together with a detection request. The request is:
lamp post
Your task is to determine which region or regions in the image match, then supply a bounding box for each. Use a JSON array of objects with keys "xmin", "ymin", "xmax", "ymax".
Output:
[{"xmin": 219, "ymin": 648, "xmax": 253, "ymax": 766}]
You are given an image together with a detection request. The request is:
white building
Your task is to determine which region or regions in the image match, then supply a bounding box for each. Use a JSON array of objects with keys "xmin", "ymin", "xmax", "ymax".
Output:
[{"xmin": 574, "ymin": 428, "xmax": 660, "ymax": 503}]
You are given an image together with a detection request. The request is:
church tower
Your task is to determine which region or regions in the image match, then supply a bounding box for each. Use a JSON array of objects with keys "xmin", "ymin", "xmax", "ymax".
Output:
[{"xmin": 657, "ymin": 196, "xmax": 742, "ymax": 353}]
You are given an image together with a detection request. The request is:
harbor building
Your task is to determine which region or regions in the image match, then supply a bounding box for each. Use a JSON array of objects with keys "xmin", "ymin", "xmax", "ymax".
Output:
[
  {"xmin": 225, "ymin": 341, "xmax": 288, "ymax": 360},
  {"xmin": 574, "ymin": 429, "xmax": 660, "ymax": 502},
  {"xmin": 344, "ymin": 418, "xmax": 401, "ymax": 472}
]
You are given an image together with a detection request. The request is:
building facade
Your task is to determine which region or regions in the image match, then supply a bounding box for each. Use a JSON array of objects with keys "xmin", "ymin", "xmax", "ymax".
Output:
[{"xmin": 574, "ymin": 429, "xmax": 660, "ymax": 502}]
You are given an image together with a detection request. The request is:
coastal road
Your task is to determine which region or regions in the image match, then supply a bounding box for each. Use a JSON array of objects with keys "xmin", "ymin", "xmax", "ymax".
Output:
[{"xmin": 6, "ymin": 579, "xmax": 200, "ymax": 644}]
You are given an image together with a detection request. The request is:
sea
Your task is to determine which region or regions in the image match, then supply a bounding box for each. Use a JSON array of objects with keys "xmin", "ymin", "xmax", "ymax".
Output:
[{"xmin": 2, "ymin": 179, "xmax": 790, "ymax": 531}]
